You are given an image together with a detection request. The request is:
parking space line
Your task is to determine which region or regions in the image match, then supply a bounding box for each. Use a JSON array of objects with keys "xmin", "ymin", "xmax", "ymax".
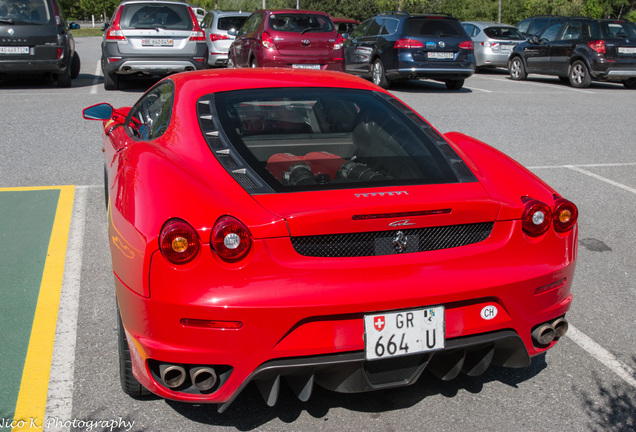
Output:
[
  {"xmin": 90, "ymin": 61, "xmax": 102, "ymax": 95},
  {"xmin": 567, "ymin": 325, "xmax": 636, "ymax": 389},
  {"xmin": 565, "ymin": 165, "xmax": 636, "ymax": 194},
  {"xmin": 479, "ymin": 75, "xmax": 596, "ymax": 94},
  {"xmin": 45, "ymin": 186, "xmax": 88, "ymax": 432},
  {"xmin": 10, "ymin": 186, "xmax": 74, "ymax": 432}
]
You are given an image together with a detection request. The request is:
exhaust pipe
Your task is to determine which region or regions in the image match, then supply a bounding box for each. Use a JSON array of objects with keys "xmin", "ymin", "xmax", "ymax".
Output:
[
  {"xmin": 551, "ymin": 317, "xmax": 569, "ymax": 338},
  {"xmin": 159, "ymin": 364, "xmax": 187, "ymax": 389},
  {"xmin": 189, "ymin": 366, "xmax": 217, "ymax": 391},
  {"xmin": 531, "ymin": 323, "xmax": 555, "ymax": 346}
]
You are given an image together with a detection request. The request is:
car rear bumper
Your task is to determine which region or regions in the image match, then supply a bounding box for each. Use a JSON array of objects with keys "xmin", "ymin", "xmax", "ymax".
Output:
[
  {"xmin": 0, "ymin": 51, "xmax": 69, "ymax": 74},
  {"xmin": 387, "ymin": 67, "xmax": 476, "ymax": 81},
  {"xmin": 115, "ymin": 219, "xmax": 576, "ymax": 407},
  {"xmin": 102, "ymin": 42, "xmax": 208, "ymax": 75},
  {"xmin": 475, "ymin": 50, "xmax": 513, "ymax": 68}
]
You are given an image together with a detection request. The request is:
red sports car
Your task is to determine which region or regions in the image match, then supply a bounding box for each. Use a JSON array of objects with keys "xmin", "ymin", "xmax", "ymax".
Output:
[{"xmin": 83, "ymin": 68, "xmax": 577, "ymax": 412}]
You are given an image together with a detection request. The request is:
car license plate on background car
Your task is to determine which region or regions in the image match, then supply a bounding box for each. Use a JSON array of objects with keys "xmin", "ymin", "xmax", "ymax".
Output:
[
  {"xmin": 427, "ymin": 52, "xmax": 454, "ymax": 59},
  {"xmin": 292, "ymin": 64, "xmax": 320, "ymax": 69},
  {"xmin": 364, "ymin": 306, "xmax": 445, "ymax": 360},
  {"xmin": 618, "ymin": 47, "xmax": 636, "ymax": 54},
  {"xmin": 0, "ymin": 46, "xmax": 29, "ymax": 54},
  {"xmin": 142, "ymin": 38, "xmax": 173, "ymax": 47}
]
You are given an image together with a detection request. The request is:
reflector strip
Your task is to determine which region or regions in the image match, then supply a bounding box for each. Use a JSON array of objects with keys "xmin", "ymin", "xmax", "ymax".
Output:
[{"xmin": 353, "ymin": 209, "xmax": 451, "ymax": 220}]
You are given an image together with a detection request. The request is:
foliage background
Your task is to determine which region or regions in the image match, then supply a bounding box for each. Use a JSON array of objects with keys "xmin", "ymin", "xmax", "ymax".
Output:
[{"xmin": 63, "ymin": 0, "xmax": 636, "ymax": 24}]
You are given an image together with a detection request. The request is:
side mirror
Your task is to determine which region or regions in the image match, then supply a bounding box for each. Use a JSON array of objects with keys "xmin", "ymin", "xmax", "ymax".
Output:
[
  {"xmin": 83, "ymin": 103, "xmax": 114, "ymax": 120},
  {"xmin": 228, "ymin": 28, "xmax": 238, "ymax": 36},
  {"xmin": 529, "ymin": 35, "xmax": 540, "ymax": 44},
  {"xmin": 69, "ymin": 21, "xmax": 80, "ymax": 30}
]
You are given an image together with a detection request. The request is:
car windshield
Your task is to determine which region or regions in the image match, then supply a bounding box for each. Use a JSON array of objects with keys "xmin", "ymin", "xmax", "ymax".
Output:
[
  {"xmin": 406, "ymin": 18, "xmax": 465, "ymax": 37},
  {"xmin": 484, "ymin": 26, "xmax": 525, "ymax": 40},
  {"xmin": 213, "ymin": 88, "xmax": 459, "ymax": 192},
  {"xmin": 120, "ymin": 3, "xmax": 192, "ymax": 30},
  {"xmin": 217, "ymin": 15, "xmax": 247, "ymax": 31},
  {"xmin": 269, "ymin": 13, "xmax": 334, "ymax": 33},
  {"xmin": 0, "ymin": 0, "xmax": 51, "ymax": 25}
]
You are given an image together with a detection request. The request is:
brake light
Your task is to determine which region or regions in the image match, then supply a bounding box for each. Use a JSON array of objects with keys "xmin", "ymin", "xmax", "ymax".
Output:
[
  {"xmin": 49, "ymin": 0, "xmax": 61, "ymax": 25},
  {"xmin": 522, "ymin": 198, "xmax": 552, "ymax": 237},
  {"xmin": 159, "ymin": 219, "xmax": 201, "ymax": 265},
  {"xmin": 459, "ymin": 40, "xmax": 474, "ymax": 50},
  {"xmin": 394, "ymin": 38, "xmax": 424, "ymax": 49},
  {"xmin": 334, "ymin": 34, "xmax": 345, "ymax": 51},
  {"xmin": 210, "ymin": 33, "xmax": 230, "ymax": 42},
  {"xmin": 105, "ymin": 7, "xmax": 124, "ymax": 40},
  {"xmin": 188, "ymin": 8, "xmax": 206, "ymax": 41},
  {"xmin": 261, "ymin": 31, "xmax": 276, "ymax": 50},
  {"xmin": 211, "ymin": 216, "xmax": 252, "ymax": 262},
  {"xmin": 552, "ymin": 197, "xmax": 578, "ymax": 233},
  {"xmin": 588, "ymin": 40, "xmax": 606, "ymax": 54}
]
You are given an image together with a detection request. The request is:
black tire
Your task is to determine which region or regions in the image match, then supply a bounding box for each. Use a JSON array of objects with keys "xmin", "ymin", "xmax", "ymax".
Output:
[
  {"xmin": 104, "ymin": 70, "xmax": 119, "ymax": 91},
  {"xmin": 250, "ymin": 57, "xmax": 258, "ymax": 68},
  {"xmin": 558, "ymin": 76, "xmax": 570, "ymax": 84},
  {"xmin": 623, "ymin": 78, "xmax": 636, "ymax": 89},
  {"xmin": 227, "ymin": 55, "xmax": 235, "ymax": 69},
  {"xmin": 509, "ymin": 57, "xmax": 527, "ymax": 80},
  {"xmin": 57, "ymin": 65, "xmax": 71, "ymax": 88},
  {"xmin": 70, "ymin": 51, "xmax": 81, "ymax": 79},
  {"xmin": 568, "ymin": 60, "xmax": 591, "ymax": 88},
  {"xmin": 103, "ymin": 166, "xmax": 109, "ymax": 209},
  {"xmin": 118, "ymin": 305, "xmax": 151, "ymax": 397},
  {"xmin": 445, "ymin": 79, "xmax": 464, "ymax": 90},
  {"xmin": 371, "ymin": 58, "xmax": 389, "ymax": 89}
]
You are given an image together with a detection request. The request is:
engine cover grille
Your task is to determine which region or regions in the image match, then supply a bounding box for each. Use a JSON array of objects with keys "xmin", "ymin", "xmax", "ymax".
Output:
[{"xmin": 291, "ymin": 222, "xmax": 494, "ymax": 257}]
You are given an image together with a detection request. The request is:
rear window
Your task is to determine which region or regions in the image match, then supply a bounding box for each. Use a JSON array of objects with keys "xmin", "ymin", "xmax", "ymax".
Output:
[
  {"xmin": 120, "ymin": 3, "xmax": 192, "ymax": 30},
  {"xmin": 217, "ymin": 15, "xmax": 248, "ymax": 31},
  {"xmin": 269, "ymin": 13, "xmax": 334, "ymax": 33},
  {"xmin": 601, "ymin": 21, "xmax": 636, "ymax": 39},
  {"xmin": 0, "ymin": 0, "xmax": 51, "ymax": 25},
  {"xmin": 406, "ymin": 18, "xmax": 466, "ymax": 37},
  {"xmin": 213, "ymin": 88, "xmax": 459, "ymax": 192},
  {"xmin": 483, "ymin": 26, "xmax": 525, "ymax": 40}
]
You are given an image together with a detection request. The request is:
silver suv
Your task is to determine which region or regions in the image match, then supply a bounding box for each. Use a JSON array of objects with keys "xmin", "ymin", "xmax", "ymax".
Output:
[
  {"xmin": 101, "ymin": 0, "xmax": 207, "ymax": 90},
  {"xmin": 201, "ymin": 10, "xmax": 250, "ymax": 67}
]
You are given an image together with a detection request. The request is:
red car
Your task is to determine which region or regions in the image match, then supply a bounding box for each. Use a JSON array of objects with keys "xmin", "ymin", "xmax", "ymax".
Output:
[
  {"xmin": 83, "ymin": 68, "xmax": 577, "ymax": 412},
  {"xmin": 227, "ymin": 9, "xmax": 345, "ymax": 71}
]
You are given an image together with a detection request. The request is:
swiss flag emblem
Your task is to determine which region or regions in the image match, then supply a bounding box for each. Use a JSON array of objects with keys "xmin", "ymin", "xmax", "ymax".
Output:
[{"xmin": 374, "ymin": 316, "xmax": 385, "ymax": 332}]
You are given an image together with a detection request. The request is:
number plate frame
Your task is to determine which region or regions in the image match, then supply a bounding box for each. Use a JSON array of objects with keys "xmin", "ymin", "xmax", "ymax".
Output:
[
  {"xmin": 427, "ymin": 52, "xmax": 454, "ymax": 59},
  {"xmin": 618, "ymin": 47, "xmax": 636, "ymax": 54},
  {"xmin": 292, "ymin": 64, "xmax": 321, "ymax": 69},
  {"xmin": 0, "ymin": 46, "xmax": 29, "ymax": 54},
  {"xmin": 364, "ymin": 306, "xmax": 445, "ymax": 361},
  {"xmin": 141, "ymin": 38, "xmax": 173, "ymax": 47}
]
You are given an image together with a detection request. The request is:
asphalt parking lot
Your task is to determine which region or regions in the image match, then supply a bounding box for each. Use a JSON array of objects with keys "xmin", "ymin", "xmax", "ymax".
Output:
[{"xmin": 0, "ymin": 36, "xmax": 634, "ymax": 432}]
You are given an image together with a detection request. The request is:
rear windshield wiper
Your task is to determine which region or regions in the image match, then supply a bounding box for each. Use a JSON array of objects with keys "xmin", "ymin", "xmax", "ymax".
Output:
[
  {"xmin": 1, "ymin": 18, "xmax": 15, "ymax": 24},
  {"xmin": 300, "ymin": 28, "xmax": 322, "ymax": 35}
]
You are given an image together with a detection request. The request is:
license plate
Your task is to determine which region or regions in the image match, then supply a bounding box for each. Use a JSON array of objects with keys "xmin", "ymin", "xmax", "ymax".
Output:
[
  {"xmin": 141, "ymin": 38, "xmax": 173, "ymax": 47},
  {"xmin": 364, "ymin": 306, "xmax": 445, "ymax": 361},
  {"xmin": 427, "ymin": 52, "xmax": 454, "ymax": 59},
  {"xmin": 292, "ymin": 64, "xmax": 320, "ymax": 69},
  {"xmin": 501, "ymin": 44, "xmax": 514, "ymax": 51},
  {"xmin": 0, "ymin": 46, "xmax": 29, "ymax": 54},
  {"xmin": 618, "ymin": 47, "xmax": 636, "ymax": 54}
]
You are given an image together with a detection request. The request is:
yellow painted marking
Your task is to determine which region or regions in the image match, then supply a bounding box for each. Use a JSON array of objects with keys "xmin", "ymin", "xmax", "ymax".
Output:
[{"xmin": 10, "ymin": 185, "xmax": 75, "ymax": 431}]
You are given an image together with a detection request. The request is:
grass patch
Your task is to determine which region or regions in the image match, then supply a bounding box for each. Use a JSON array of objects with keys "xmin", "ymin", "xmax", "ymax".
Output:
[{"xmin": 70, "ymin": 27, "xmax": 104, "ymax": 37}]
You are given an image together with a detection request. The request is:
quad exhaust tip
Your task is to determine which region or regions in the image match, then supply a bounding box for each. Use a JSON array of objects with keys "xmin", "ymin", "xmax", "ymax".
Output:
[
  {"xmin": 159, "ymin": 364, "xmax": 187, "ymax": 389},
  {"xmin": 190, "ymin": 366, "xmax": 218, "ymax": 391},
  {"xmin": 531, "ymin": 317, "xmax": 569, "ymax": 347}
]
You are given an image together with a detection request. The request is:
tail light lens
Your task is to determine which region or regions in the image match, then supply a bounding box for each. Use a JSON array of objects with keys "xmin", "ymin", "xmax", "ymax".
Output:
[
  {"xmin": 106, "ymin": 24, "xmax": 125, "ymax": 40},
  {"xmin": 211, "ymin": 216, "xmax": 252, "ymax": 262},
  {"xmin": 459, "ymin": 40, "xmax": 474, "ymax": 50},
  {"xmin": 210, "ymin": 33, "xmax": 230, "ymax": 42},
  {"xmin": 553, "ymin": 197, "xmax": 578, "ymax": 233},
  {"xmin": 261, "ymin": 32, "xmax": 276, "ymax": 50},
  {"xmin": 394, "ymin": 38, "xmax": 424, "ymax": 49},
  {"xmin": 588, "ymin": 40, "xmax": 606, "ymax": 54},
  {"xmin": 333, "ymin": 34, "xmax": 345, "ymax": 50},
  {"xmin": 188, "ymin": 8, "xmax": 206, "ymax": 41},
  {"xmin": 522, "ymin": 198, "xmax": 552, "ymax": 237},
  {"xmin": 159, "ymin": 219, "xmax": 201, "ymax": 265}
]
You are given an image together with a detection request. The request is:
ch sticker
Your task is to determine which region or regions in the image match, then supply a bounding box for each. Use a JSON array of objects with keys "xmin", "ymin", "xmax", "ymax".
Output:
[{"xmin": 480, "ymin": 305, "xmax": 498, "ymax": 320}]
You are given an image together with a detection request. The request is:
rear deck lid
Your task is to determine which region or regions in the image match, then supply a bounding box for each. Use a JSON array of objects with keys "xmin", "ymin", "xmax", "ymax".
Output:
[
  {"xmin": 267, "ymin": 12, "xmax": 336, "ymax": 57},
  {"xmin": 405, "ymin": 16, "xmax": 472, "ymax": 63}
]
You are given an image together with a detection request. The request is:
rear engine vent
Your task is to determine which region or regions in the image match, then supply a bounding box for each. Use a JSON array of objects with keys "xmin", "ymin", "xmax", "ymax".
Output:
[{"xmin": 291, "ymin": 222, "xmax": 494, "ymax": 257}]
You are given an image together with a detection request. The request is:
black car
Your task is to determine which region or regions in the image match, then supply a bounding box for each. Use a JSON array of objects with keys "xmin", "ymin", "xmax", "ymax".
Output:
[
  {"xmin": 343, "ymin": 11, "xmax": 475, "ymax": 90},
  {"xmin": 508, "ymin": 18, "xmax": 636, "ymax": 89},
  {"xmin": 0, "ymin": 0, "xmax": 80, "ymax": 87}
]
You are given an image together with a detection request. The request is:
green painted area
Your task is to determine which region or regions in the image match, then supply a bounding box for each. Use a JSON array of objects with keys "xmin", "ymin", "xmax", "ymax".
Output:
[{"xmin": 0, "ymin": 190, "xmax": 60, "ymax": 427}]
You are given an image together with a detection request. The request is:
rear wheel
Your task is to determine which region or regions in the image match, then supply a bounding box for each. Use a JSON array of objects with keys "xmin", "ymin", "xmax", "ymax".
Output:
[
  {"xmin": 118, "ymin": 305, "xmax": 151, "ymax": 397},
  {"xmin": 623, "ymin": 78, "xmax": 636, "ymax": 89},
  {"xmin": 57, "ymin": 65, "xmax": 71, "ymax": 88},
  {"xmin": 104, "ymin": 70, "xmax": 119, "ymax": 91},
  {"xmin": 70, "ymin": 51, "xmax": 81, "ymax": 79},
  {"xmin": 250, "ymin": 57, "xmax": 258, "ymax": 68},
  {"xmin": 445, "ymin": 79, "xmax": 464, "ymax": 90},
  {"xmin": 371, "ymin": 58, "xmax": 389, "ymax": 88},
  {"xmin": 569, "ymin": 60, "xmax": 591, "ymax": 88},
  {"xmin": 509, "ymin": 57, "xmax": 526, "ymax": 80}
]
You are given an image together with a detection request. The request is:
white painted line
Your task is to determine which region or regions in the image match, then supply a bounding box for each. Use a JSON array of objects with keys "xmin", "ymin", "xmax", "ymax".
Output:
[
  {"xmin": 90, "ymin": 61, "xmax": 101, "ymax": 95},
  {"xmin": 567, "ymin": 325, "xmax": 636, "ymax": 389},
  {"xmin": 529, "ymin": 162, "xmax": 636, "ymax": 170},
  {"xmin": 45, "ymin": 186, "xmax": 87, "ymax": 432},
  {"xmin": 566, "ymin": 165, "xmax": 636, "ymax": 195},
  {"xmin": 466, "ymin": 86, "xmax": 493, "ymax": 93},
  {"xmin": 479, "ymin": 75, "xmax": 596, "ymax": 94}
]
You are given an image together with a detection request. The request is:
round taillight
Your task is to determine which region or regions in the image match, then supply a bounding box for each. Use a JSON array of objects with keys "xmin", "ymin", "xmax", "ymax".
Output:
[
  {"xmin": 159, "ymin": 219, "xmax": 200, "ymax": 264},
  {"xmin": 211, "ymin": 216, "xmax": 252, "ymax": 262},
  {"xmin": 553, "ymin": 197, "xmax": 578, "ymax": 233},
  {"xmin": 522, "ymin": 199, "xmax": 552, "ymax": 237}
]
